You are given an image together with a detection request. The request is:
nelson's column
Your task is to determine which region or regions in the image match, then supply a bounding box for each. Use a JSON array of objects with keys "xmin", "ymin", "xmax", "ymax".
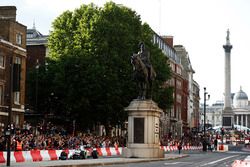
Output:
[{"xmin": 222, "ymin": 29, "xmax": 234, "ymax": 128}]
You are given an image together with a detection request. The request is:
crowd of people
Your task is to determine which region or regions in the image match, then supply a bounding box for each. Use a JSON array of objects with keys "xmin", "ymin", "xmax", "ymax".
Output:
[
  {"xmin": 0, "ymin": 122, "xmax": 224, "ymax": 152},
  {"xmin": 160, "ymin": 131, "xmax": 203, "ymax": 147},
  {"xmin": 160, "ymin": 131, "xmax": 220, "ymax": 153},
  {"xmin": 0, "ymin": 122, "xmax": 127, "ymax": 151}
]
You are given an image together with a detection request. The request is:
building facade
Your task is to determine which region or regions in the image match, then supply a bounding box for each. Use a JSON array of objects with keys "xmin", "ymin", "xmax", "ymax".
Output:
[
  {"xmin": 192, "ymin": 81, "xmax": 200, "ymax": 130},
  {"xmin": 200, "ymin": 101, "xmax": 223, "ymax": 128},
  {"xmin": 174, "ymin": 45, "xmax": 196, "ymax": 128},
  {"xmin": 153, "ymin": 34, "xmax": 200, "ymax": 138},
  {"xmin": 201, "ymin": 88, "xmax": 250, "ymax": 130},
  {"xmin": 232, "ymin": 88, "xmax": 250, "ymax": 128},
  {"xmin": 0, "ymin": 6, "xmax": 27, "ymax": 133}
]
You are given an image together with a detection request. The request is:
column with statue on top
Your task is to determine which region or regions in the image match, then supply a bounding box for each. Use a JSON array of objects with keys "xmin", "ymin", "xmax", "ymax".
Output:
[{"xmin": 222, "ymin": 29, "xmax": 234, "ymax": 129}]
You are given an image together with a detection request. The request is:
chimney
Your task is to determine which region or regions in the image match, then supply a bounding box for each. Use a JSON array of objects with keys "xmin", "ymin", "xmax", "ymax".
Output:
[
  {"xmin": 162, "ymin": 35, "xmax": 173, "ymax": 47},
  {"xmin": 0, "ymin": 6, "xmax": 16, "ymax": 21}
]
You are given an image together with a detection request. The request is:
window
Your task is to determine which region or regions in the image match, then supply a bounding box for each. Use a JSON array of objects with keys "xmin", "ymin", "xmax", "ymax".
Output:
[
  {"xmin": 26, "ymin": 33, "xmax": 33, "ymax": 39},
  {"xmin": 14, "ymin": 57, "xmax": 21, "ymax": 104},
  {"xmin": 170, "ymin": 107, "xmax": 174, "ymax": 118},
  {"xmin": 14, "ymin": 91, "xmax": 20, "ymax": 104},
  {"xmin": 16, "ymin": 33, "xmax": 22, "ymax": 45},
  {"xmin": 176, "ymin": 94, "xmax": 182, "ymax": 103},
  {"xmin": 15, "ymin": 114, "xmax": 19, "ymax": 125},
  {"xmin": 15, "ymin": 57, "xmax": 21, "ymax": 64},
  {"xmin": 170, "ymin": 78, "xmax": 175, "ymax": 86},
  {"xmin": 0, "ymin": 54, "xmax": 4, "ymax": 68},
  {"xmin": 176, "ymin": 66, "xmax": 182, "ymax": 75},
  {"xmin": 177, "ymin": 106, "xmax": 181, "ymax": 120},
  {"xmin": 0, "ymin": 85, "xmax": 3, "ymax": 105},
  {"xmin": 169, "ymin": 62, "xmax": 175, "ymax": 71},
  {"xmin": 176, "ymin": 80, "xmax": 182, "ymax": 89}
]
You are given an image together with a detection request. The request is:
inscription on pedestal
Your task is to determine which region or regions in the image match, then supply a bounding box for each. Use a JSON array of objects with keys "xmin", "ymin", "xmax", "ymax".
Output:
[
  {"xmin": 223, "ymin": 117, "xmax": 231, "ymax": 126},
  {"xmin": 134, "ymin": 118, "xmax": 144, "ymax": 143}
]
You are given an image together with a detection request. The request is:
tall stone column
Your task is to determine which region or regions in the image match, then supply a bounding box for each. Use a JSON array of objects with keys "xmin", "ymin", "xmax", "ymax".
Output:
[
  {"xmin": 236, "ymin": 115, "xmax": 239, "ymax": 125},
  {"xmin": 241, "ymin": 115, "xmax": 243, "ymax": 126},
  {"xmin": 222, "ymin": 29, "xmax": 234, "ymax": 128},
  {"xmin": 245, "ymin": 114, "xmax": 248, "ymax": 127}
]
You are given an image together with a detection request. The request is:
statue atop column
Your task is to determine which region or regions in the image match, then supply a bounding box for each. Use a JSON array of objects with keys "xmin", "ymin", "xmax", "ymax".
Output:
[
  {"xmin": 131, "ymin": 42, "xmax": 156, "ymax": 100},
  {"xmin": 226, "ymin": 29, "xmax": 230, "ymax": 45}
]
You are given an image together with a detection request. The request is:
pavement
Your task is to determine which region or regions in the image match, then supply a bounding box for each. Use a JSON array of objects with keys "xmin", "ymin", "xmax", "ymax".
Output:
[
  {"xmin": 2, "ymin": 153, "xmax": 189, "ymax": 167},
  {"xmin": 241, "ymin": 146, "xmax": 250, "ymax": 152}
]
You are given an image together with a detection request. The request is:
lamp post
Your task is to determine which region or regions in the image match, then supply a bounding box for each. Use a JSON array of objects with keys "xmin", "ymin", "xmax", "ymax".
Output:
[
  {"xmin": 35, "ymin": 59, "xmax": 39, "ymax": 113},
  {"xmin": 6, "ymin": 55, "xmax": 14, "ymax": 166},
  {"xmin": 203, "ymin": 87, "xmax": 210, "ymax": 136}
]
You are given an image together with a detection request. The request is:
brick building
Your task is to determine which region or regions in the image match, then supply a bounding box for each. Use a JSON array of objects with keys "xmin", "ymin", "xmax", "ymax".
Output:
[
  {"xmin": 0, "ymin": 6, "xmax": 27, "ymax": 133},
  {"xmin": 192, "ymin": 81, "xmax": 200, "ymax": 131},
  {"xmin": 174, "ymin": 45, "xmax": 197, "ymax": 130},
  {"xmin": 153, "ymin": 34, "xmax": 185, "ymax": 138},
  {"xmin": 154, "ymin": 34, "xmax": 200, "ymax": 138}
]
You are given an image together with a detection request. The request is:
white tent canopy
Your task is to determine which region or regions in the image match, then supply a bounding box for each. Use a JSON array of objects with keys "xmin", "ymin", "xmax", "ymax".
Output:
[{"xmin": 212, "ymin": 125, "xmax": 250, "ymax": 131}]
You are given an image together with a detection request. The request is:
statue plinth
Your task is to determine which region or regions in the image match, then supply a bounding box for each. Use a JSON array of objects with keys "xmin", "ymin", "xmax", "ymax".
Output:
[
  {"xmin": 222, "ymin": 107, "xmax": 234, "ymax": 129},
  {"xmin": 122, "ymin": 99, "xmax": 164, "ymax": 158}
]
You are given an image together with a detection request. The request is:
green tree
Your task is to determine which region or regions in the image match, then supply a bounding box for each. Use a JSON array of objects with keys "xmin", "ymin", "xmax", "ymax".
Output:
[
  {"xmin": 26, "ymin": 58, "xmax": 64, "ymax": 122},
  {"xmin": 43, "ymin": 2, "xmax": 173, "ymax": 130}
]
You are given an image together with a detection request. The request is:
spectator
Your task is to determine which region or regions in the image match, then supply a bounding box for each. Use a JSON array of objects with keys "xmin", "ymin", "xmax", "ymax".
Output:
[
  {"xmin": 178, "ymin": 141, "xmax": 182, "ymax": 154},
  {"xmin": 16, "ymin": 138, "xmax": 22, "ymax": 151},
  {"xmin": 214, "ymin": 138, "xmax": 218, "ymax": 151}
]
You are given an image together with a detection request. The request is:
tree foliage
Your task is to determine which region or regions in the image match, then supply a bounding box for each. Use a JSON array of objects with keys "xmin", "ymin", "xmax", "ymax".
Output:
[{"xmin": 28, "ymin": 2, "xmax": 173, "ymax": 130}]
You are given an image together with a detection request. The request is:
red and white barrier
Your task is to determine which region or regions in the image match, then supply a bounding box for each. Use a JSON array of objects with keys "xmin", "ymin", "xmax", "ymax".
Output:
[
  {"xmin": 0, "ymin": 145, "xmax": 201, "ymax": 164},
  {"xmin": 160, "ymin": 145, "xmax": 202, "ymax": 152},
  {"xmin": 0, "ymin": 150, "xmax": 62, "ymax": 163},
  {"xmin": 0, "ymin": 147, "xmax": 123, "ymax": 164},
  {"xmin": 231, "ymin": 155, "xmax": 250, "ymax": 167},
  {"xmin": 231, "ymin": 160, "xmax": 250, "ymax": 167},
  {"xmin": 217, "ymin": 144, "xmax": 229, "ymax": 152},
  {"xmin": 96, "ymin": 147, "xmax": 122, "ymax": 156}
]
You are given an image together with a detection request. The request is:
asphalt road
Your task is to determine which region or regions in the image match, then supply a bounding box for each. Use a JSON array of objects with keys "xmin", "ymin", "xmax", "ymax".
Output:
[
  {"xmin": 2, "ymin": 145, "xmax": 250, "ymax": 167},
  {"xmin": 101, "ymin": 152, "xmax": 248, "ymax": 167}
]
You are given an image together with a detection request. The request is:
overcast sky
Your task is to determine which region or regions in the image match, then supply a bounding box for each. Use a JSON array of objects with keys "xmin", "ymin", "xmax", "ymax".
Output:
[{"xmin": 2, "ymin": 0, "xmax": 250, "ymax": 105}]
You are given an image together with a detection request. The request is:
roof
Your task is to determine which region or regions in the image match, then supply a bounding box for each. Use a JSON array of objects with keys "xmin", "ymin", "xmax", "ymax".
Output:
[
  {"xmin": 234, "ymin": 88, "xmax": 248, "ymax": 100},
  {"xmin": 26, "ymin": 28, "xmax": 48, "ymax": 45},
  {"xmin": 27, "ymin": 28, "xmax": 44, "ymax": 38}
]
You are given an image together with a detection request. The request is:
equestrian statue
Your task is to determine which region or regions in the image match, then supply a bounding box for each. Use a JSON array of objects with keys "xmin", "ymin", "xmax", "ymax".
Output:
[{"xmin": 131, "ymin": 42, "xmax": 156, "ymax": 100}]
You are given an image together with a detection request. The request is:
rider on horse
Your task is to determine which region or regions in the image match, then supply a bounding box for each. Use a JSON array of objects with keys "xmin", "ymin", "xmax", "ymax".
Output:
[
  {"xmin": 131, "ymin": 42, "xmax": 156, "ymax": 100},
  {"xmin": 138, "ymin": 42, "xmax": 151, "ymax": 76}
]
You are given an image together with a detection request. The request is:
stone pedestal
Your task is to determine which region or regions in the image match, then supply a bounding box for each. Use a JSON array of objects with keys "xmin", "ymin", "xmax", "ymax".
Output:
[
  {"xmin": 222, "ymin": 108, "xmax": 234, "ymax": 129},
  {"xmin": 122, "ymin": 99, "xmax": 164, "ymax": 158}
]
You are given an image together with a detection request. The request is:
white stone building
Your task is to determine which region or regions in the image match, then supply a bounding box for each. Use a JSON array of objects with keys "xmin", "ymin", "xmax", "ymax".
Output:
[
  {"xmin": 200, "ymin": 101, "xmax": 223, "ymax": 128},
  {"xmin": 201, "ymin": 87, "xmax": 250, "ymax": 129},
  {"xmin": 232, "ymin": 87, "xmax": 250, "ymax": 127}
]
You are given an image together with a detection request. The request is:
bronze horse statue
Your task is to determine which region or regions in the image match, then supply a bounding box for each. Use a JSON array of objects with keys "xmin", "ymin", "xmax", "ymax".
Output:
[{"xmin": 131, "ymin": 53, "xmax": 156, "ymax": 100}]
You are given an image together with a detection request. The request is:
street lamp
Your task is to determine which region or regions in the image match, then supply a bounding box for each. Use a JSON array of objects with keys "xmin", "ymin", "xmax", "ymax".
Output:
[
  {"xmin": 203, "ymin": 87, "xmax": 210, "ymax": 136},
  {"xmin": 7, "ymin": 54, "xmax": 14, "ymax": 166},
  {"xmin": 35, "ymin": 59, "xmax": 39, "ymax": 113}
]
